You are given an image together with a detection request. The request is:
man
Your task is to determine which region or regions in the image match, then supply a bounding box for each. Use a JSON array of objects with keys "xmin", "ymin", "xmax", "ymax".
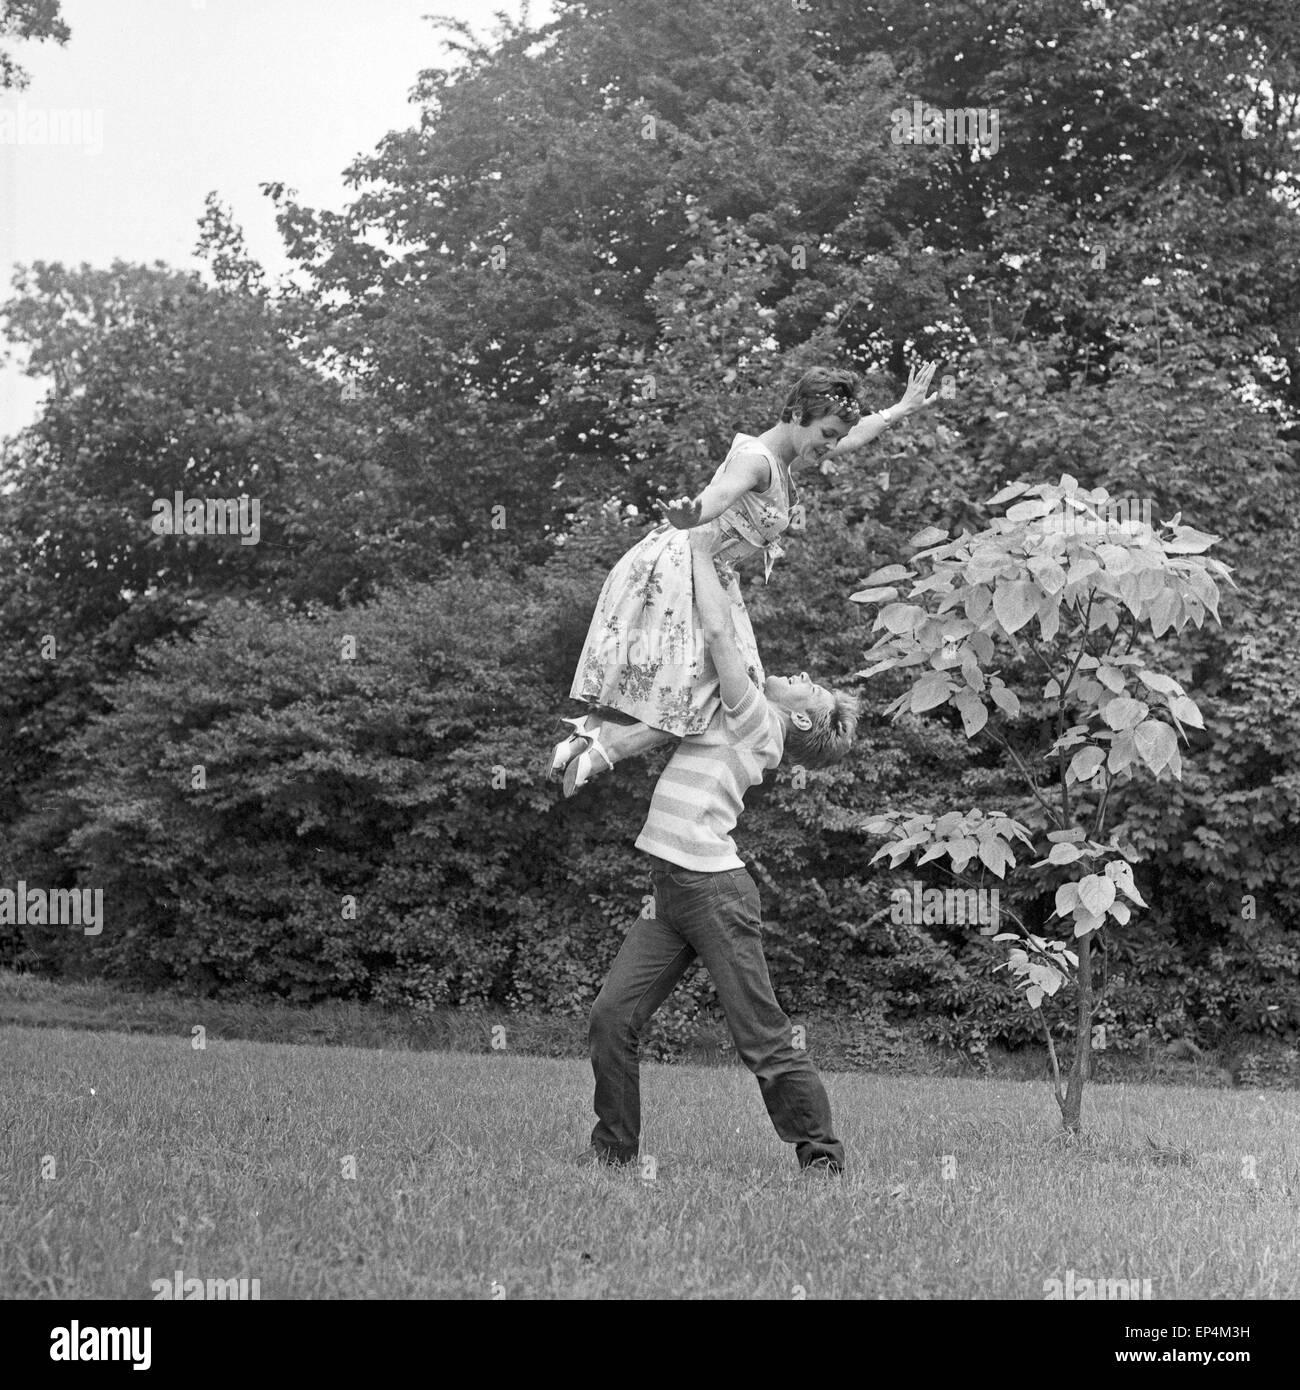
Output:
[{"xmin": 579, "ymin": 528, "xmax": 859, "ymax": 1174}]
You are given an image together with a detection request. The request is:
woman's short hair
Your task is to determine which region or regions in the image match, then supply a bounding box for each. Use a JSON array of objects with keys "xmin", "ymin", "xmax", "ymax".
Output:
[{"xmin": 778, "ymin": 367, "xmax": 863, "ymax": 427}]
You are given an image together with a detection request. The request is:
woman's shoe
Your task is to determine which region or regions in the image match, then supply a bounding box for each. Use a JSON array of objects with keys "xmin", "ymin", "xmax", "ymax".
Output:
[
  {"xmin": 563, "ymin": 727, "xmax": 612, "ymax": 798},
  {"xmin": 549, "ymin": 717, "xmax": 592, "ymax": 781}
]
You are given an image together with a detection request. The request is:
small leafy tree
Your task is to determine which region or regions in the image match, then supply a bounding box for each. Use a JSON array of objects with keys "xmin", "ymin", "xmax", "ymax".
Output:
[{"xmin": 854, "ymin": 474, "xmax": 1233, "ymax": 1132}]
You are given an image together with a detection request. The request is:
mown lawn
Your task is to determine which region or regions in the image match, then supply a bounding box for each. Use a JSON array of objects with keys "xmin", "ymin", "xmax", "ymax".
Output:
[{"xmin": 2, "ymin": 1024, "xmax": 1296, "ymax": 1299}]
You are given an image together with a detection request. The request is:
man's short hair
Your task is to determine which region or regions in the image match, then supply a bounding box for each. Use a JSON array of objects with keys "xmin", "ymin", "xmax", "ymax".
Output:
[{"xmin": 783, "ymin": 689, "xmax": 860, "ymax": 769}]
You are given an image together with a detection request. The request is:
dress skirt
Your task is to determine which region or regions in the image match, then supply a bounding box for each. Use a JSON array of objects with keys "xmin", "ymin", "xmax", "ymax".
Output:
[{"xmin": 569, "ymin": 522, "xmax": 763, "ymax": 737}]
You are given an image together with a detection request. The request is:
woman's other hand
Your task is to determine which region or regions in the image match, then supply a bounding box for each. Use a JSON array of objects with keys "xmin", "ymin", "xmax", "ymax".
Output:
[{"xmin": 657, "ymin": 495, "xmax": 704, "ymax": 530}]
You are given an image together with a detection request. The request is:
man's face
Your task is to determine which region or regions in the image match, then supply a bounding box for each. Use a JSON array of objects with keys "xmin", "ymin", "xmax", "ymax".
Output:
[
  {"xmin": 793, "ymin": 414, "xmax": 850, "ymax": 465},
  {"xmin": 764, "ymin": 671, "xmax": 835, "ymax": 727}
]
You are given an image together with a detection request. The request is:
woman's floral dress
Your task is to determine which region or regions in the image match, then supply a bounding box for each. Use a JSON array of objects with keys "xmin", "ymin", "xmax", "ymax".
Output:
[{"xmin": 569, "ymin": 434, "xmax": 798, "ymax": 736}]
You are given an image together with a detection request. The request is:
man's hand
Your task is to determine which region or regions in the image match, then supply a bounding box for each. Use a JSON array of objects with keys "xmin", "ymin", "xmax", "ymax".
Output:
[
  {"xmin": 688, "ymin": 525, "xmax": 736, "ymax": 591},
  {"xmin": 656, "ymin": 494, "xmax": 704, "ymax": 530}
]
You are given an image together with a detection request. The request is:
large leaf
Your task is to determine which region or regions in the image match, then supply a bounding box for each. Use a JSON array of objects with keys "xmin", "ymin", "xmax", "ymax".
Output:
[
  {"xmin": 986, "ymin": 481, "xmax": 1033, "ymax": 506},
  {"xmin": 1037, "ymin": 594, "xmax": 1061, "ymax": 642},
  {"xmin": 1078, "ymin": 874, "xmax": 1116, "ymax": 916},
  {"xmin": 1107, "ymin": 730, "xmax": 1137, "ymax": 773},
  {"xmin": 1164, "ymin": 525, "xmax": 1220, "ymax": 554},
  {"xmin": 1106, "ymin": 861, "xmax": 1149, "ymax": 907},
  {"xmin": 1073, "ymin": 910, "xmax": 1104, "ymax": 937},
  {"xmin": 878, "ymin": 603, "xmax": 927, "ymax": 634},
  {"xmin": 1006, "ymin": 498, "xmax": 1055, "ymax": 521},
  {"xmin": 1067, "ymin": 745, "xmax": 1106, "ymax": 782},
  {"xmin": 1168, "ymin": 694, "xmax": 1204, "ymax": 728},
  {"xmin": 1101, "ymin": 696, "xmax": 1149, "ymax": 730},
  {"xmin": 1047, "ymin": 841, "xmax": 1084, "ymax": 864},
  {"xmin": 1148, "ymin": 589, "xmax": 1181, "ymax": 637},
  {"xmin": 1054, "ymin": 882, "xmax": 1079, "ymax": 917},
  {"xmin": 953, "ymin": 689, "xmax": 988, "ymax": 736},
  {"xmin": 861, "ymin": 565, "xmax": 915, "ymax": 586},
  {"xmin": 978, "ymin": 838, "xmax": 1013, "ymax": 877},
  {"xmin": 1096, "ymin": 665, "xmax": 1127, "ymax": 693},
  {"xmin": 1133, "ymin": 718, "xmax": 1178, "ymax": 774},
  {"xmin": 1097, "ymin": 543, "xmax": 1134, "ymax": 574},
  {"xmin": 1136, "ymin": 669, "xmax": 1181, "ymax": 696},
  {"xmin": 911, "ymin": 675, "xmax": 956, "ymax": 713},
  {"xmin": 988, "ymin": 683, "xmax": 1021, "ymax": 717},
  {"xmin": 1027, "ymin": 554, "xmax": 1067, "ymax": 593},
  {"xmin": 948, "ymin": 836, "xmax": 981, "ymax": 874},
  {"xmin": 992, "ymin": 580, "xmax": 1038, "ymax": 634},
  {"xmin": 965, "ymin": 552, "xmax": 1006, "ymax": 584}
]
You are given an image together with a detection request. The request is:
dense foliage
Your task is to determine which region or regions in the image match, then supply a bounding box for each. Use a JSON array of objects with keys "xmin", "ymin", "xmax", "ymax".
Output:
[{"xmin": 2, "ymin": 0, "xmax": 1298, "ymax": 1056}]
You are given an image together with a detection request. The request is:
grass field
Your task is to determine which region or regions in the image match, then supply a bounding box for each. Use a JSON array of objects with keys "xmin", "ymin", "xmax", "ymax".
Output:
[{"xmin": 3, "ymin": 1023, "xmax": 1297, "ymax": 1299}]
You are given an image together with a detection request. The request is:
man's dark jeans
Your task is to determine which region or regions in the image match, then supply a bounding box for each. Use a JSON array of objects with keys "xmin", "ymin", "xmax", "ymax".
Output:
[{"xmin": 588, "ymin": 855, "xmax": 844, "ymax": 1170}]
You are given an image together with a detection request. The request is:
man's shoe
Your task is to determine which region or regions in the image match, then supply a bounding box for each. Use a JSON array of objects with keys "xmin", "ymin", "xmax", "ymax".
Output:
[
  {"xmin": 801, "ymin": 1155, "xmax": 843, "ymax": 1175},
  {"xmin": 574, "ymin": 1144, "xmax": 635, "ymax": 1169}
]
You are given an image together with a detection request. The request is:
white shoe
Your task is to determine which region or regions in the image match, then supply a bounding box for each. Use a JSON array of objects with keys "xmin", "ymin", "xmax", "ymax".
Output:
[
  {"xmin": 563, "ymin": 728, "xmax": 612, "ymax": 798},
  {"xmin": 550, "ymin": 717, "xmax": 591, "ymax": 780}
]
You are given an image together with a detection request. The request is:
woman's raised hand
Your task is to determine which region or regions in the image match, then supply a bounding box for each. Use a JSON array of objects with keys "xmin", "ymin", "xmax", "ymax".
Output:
[
  {"xmin": 656, "ymin": 494, "xmax": 704, "ymax": 530},
  {"xmin": 898, "ymin": 361, "xmax": 939, "ymax": 416}
]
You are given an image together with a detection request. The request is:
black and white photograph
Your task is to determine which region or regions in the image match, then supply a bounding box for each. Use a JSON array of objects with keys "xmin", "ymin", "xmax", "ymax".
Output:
[{"xmin": 1, "ymin": 0, "xmax": 1297, "ymax": 1342}]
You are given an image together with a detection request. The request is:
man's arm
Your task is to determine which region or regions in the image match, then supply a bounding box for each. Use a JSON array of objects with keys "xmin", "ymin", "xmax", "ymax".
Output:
[{"xmin": 689, "ymin": 530, "xmax": 753, "ymax": 708}]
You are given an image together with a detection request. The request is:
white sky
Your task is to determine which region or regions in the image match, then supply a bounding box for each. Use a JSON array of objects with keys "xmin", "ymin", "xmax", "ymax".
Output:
[{"xmin": 0, "ymin": 0, "xmax": 546, "ymax": 438}]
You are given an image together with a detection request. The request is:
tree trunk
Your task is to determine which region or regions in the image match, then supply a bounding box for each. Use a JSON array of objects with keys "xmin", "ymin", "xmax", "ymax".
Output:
[{"xmin": 1058, "ymin": 929, "xmax": 1094, "ymax": 1133}]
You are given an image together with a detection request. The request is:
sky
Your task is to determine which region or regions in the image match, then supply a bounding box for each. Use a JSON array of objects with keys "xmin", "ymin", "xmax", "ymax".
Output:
[{"xmin": 0, "ymin": 0, "xmax": 547, "ymax": 438}]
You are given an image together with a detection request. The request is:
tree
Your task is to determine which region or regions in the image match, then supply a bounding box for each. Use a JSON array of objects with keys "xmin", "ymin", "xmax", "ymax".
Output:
[
  {"xmin": 856, "ymin": 475, "xmax": 1232, "ymax": 1131},
  {"xmin": 0, "ymin": 225, "xmax": 385, "ymax": 832},
  {"xmin": 4, "ymin": 0, "xmax": 1298, "ymax": 1059},
  {"xmin": 262, "ymin": 0, "xmax": 926, "ymax": 553},
  {"xmin": 0, "ymin": 0, "xmax": 68, "ymax": 90}
]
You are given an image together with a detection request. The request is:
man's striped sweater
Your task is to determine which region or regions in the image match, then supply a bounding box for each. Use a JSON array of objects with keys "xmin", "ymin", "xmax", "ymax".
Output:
[{"xmin": 635, "ymin": 683, "xmax": 784, "ymax": 871}]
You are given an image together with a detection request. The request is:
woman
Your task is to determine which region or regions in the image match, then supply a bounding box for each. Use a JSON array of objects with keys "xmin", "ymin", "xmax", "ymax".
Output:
[{"xmin": 551, "ymin": 361, "xmax": 938, "ymax": 794}]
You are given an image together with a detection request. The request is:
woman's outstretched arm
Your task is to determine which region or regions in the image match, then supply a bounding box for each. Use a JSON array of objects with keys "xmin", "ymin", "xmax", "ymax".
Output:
[
  {"xmin": 832, "ymin": 361, "xmax": 939, "ymax": 456},
  {"xmin": 655, "ymin": 450, "xmax": 769, "ymax": 530}
]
